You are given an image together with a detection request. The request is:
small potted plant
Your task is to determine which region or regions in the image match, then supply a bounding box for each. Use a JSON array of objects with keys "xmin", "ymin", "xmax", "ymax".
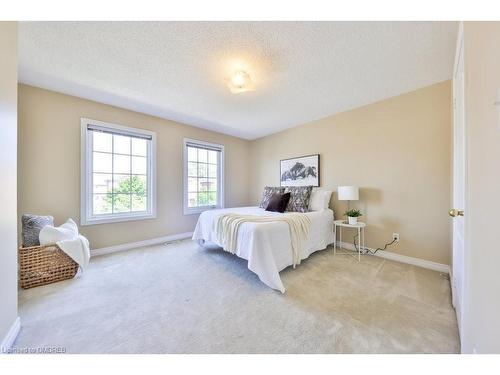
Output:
[{"xmin": 344, "ymin": 209, "xmax": 362, "ymax": 225}]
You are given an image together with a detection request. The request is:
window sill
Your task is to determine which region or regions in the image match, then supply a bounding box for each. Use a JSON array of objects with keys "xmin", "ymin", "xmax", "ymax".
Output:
[{"xmin": 81, "ymin": 212, "xmax": 156, "ymax": 226}]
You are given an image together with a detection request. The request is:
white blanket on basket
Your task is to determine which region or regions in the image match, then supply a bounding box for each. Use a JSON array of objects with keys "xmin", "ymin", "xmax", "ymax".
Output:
[
  {"xmin": 55, "ymin": 235, "xmax": 90, "ymax": 270},
  {"xmin": 39, "ymin": 218, "xmax": 90, "ymax": 270}
]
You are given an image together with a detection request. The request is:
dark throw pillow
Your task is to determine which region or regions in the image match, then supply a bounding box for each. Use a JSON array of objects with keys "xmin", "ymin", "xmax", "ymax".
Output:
[
  {"xmin": 284, "ymin": 186, "xmax": 313, "ymax": 213},
  {"xmin": 22, "ymin": 214, "xmax": 54, "ymax": 247},
  {"xmin": 265, "ymin": 192, "xmax": 291, "ymax": 213},
  {"xmin": 259, "ymin": 186, "xmax": 285, "ymax": 208}
]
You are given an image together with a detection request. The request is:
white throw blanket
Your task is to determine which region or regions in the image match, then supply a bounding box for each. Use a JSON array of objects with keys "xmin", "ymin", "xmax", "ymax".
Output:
[
  {"xmin": 214, "ymin": 212, "xmax": 311, "ymax": 268},
  {"xmin": 56, "ymin": 235, "xmax": 90, "ymax": 270},
  {"xmin": 39, "ymin": 218, "xmax": 90, "ymax": 270}
]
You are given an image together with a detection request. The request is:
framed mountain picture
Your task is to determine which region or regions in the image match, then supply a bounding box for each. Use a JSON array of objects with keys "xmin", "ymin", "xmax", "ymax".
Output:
[{"xmin": 280, "ymin": 154, "xmax": 320, "ymax": 187}]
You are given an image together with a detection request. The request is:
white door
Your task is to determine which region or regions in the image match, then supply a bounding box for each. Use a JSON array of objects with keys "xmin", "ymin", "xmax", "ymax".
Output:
[{"xmin": 451, "ymin": 26, "xmax": 466, "ymax": 336}]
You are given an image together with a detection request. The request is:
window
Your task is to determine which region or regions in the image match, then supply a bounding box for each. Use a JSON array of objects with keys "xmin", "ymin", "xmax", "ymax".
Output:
[
  {"xmin": 183, "ymin": 138, "xmax": 224, "ymax": 215},
  {"xmin": 81, "ymin": 118, "xmax": 156, "ymax": 225}
]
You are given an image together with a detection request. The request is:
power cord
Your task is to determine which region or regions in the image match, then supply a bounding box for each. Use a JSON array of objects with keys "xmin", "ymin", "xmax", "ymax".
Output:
[{"xmin": 353, "ymin": 233, "xmax": 397, "ymax": 255}]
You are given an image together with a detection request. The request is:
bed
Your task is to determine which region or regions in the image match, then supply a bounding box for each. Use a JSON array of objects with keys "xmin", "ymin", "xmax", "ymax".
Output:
[{"xmin": 192, "ymin": 206, "xmax": 334, "ymax": 293}]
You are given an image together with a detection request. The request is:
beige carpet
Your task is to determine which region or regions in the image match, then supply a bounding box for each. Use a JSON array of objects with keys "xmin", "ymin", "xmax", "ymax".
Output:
[{"xmin": 14, "ymin": 240, "xmax": 459, "ymax": 353}]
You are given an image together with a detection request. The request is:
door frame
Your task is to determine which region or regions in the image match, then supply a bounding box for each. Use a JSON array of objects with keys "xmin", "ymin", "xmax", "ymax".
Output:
[{"xmin": 451, "ymin": 21, "xmax": 470, "ymax": 351}]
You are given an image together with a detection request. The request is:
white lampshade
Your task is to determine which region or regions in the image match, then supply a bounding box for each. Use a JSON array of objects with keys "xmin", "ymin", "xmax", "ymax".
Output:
[{"xmin": 338, "ymin": 186, "xmax": 359, "ymax": 201}]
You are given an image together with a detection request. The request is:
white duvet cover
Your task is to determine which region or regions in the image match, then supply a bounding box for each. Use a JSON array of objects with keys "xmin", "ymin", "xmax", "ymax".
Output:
[{"xmin": 192, "ymin": 206, "xmax": 334, "ymax": 293}]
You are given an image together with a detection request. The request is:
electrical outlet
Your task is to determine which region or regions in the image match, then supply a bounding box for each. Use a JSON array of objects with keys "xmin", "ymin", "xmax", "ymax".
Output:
[{"xmin": 392, "ymin": 233, "xmax": 400, "ymax": 242}]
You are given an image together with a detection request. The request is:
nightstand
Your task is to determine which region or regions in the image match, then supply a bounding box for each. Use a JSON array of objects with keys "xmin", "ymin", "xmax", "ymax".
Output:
[{"xmin": 333, "ymin": 219, "xmax": 366, "ymax": 262}]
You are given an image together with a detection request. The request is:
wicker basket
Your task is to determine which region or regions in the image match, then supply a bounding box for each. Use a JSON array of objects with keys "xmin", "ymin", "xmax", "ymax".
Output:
[{"xmin": 19, "ymin": 244, "xmax": 79, "ymax": 289}]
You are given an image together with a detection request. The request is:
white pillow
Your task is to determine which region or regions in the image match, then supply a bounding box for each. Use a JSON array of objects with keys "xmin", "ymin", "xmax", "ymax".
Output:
[
  {"xmin": 309, "ymin": 190, "xmax": 332, "ymax": 211},
  {"xmin": 322, "ymin": 190, "xmax": 332, "ymax": 209},
  {"xmin": 39, "ymin": 218, "xmax": 79, "ymax": 245}
]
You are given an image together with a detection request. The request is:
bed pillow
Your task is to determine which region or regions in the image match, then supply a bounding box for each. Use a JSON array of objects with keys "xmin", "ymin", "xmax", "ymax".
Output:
[
  {"xmin": 284, "ymin": 186, "xmax": 313, "ymax": 213},
  {"xmin": 309, "ymin": 189, "xmax": 332, "ymax": 211},
  {"xmin": 265, "ymin": 192, "xmax": 291, "ymax": 213},
  {"xmin": 39, "ymin": 218, "xmax": 79, "ymax": 246},
  {"xmin": 322, "ymin": 190, "xmax": 333, "ymax": 209},
  {"xmin": 21, "ymin": 214, "xmax": 54, "ymax": 247},
  {"xmin": 259, "ymin": 186, "xmax": 285, "ymax": 208}
]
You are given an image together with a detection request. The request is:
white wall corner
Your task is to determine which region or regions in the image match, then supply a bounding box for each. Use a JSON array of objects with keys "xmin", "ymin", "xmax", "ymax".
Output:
[{"xmin": 1, "ymin": 317, "xmax": 21, "ymax": 354}]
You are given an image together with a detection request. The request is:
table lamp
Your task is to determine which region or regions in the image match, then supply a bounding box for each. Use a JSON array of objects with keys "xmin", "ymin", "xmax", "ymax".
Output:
[{"xmin": 338, "ymin": 186, "xmax": 359, "ymax": 211}]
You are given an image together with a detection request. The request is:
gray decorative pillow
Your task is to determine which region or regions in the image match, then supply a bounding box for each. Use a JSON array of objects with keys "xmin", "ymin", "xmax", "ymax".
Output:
[
  {"xmin": 259, "ymin": 186, "xmax": 285, "ymax": 208},
  {"xmin": 284, "ymin": 186, "xmax": 313, "ymax": 213},
  {"xmin": 22, "ymin": 214, "xmax": 54, "ymax": 247}
]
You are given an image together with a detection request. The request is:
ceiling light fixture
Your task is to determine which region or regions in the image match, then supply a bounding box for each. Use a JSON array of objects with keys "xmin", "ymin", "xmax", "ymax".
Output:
[{"xmin": 227, "ymin": 70, "xmax": 254, "ymax": 94}]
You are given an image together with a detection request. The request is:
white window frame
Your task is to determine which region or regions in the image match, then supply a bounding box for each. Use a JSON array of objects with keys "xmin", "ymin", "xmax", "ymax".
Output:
[
  {"xmin": 81, "ymin": 118, "xmax": 157, "ymax": 225},
  {"xmin": 183, "ymin": 138, "xmax": 225, "ymax": 215}
]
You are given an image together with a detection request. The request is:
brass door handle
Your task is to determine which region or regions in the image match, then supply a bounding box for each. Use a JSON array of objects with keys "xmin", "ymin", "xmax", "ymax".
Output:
[{"xmin": 449, "ymin": 209, "xmax": 464, "ymax": 217}]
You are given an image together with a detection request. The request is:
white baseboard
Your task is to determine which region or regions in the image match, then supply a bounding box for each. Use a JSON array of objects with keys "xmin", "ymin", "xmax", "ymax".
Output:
[
  {"xmin": 1, "ymin": 317, "xmax": 21, "ymax": 354},
  {"xmin": 91, "ymin": 232, "xmax": 194, "ymax": 257},
  {"xmin": 336, "ymin": 241, "xmax": 449, "ymax": 273}
]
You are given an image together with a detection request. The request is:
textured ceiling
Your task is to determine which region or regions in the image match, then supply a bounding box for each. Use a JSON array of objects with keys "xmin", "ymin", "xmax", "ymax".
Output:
[{"xmin": 18, "ymin": 22, "xmax": 458, "ymax": 139}]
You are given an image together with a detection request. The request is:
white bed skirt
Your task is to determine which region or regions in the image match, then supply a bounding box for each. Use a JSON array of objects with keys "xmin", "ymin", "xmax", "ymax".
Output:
[{"xmin": 192, "ymin": 206, "xmax": 334, "ymax": 293}]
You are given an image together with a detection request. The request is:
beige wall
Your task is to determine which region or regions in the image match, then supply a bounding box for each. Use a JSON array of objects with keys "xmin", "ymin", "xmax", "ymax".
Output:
[
  {"xmin": 249, "ymin": 81, "xmax": 452, "ymax": 265},
  {"xmin": 18, "ymin": 84, "xmax": 251, "ymax": 249},
  {"xmin": 462, "ymin": 22, "xmax": 500, "ymax": 353},
  {"xmin": 0, "ymin": 22, "xmax": 18, "ymax": 345},
  {"xmin": 18, "ymin": 81, "xmax": 452, "ymax": 266}
]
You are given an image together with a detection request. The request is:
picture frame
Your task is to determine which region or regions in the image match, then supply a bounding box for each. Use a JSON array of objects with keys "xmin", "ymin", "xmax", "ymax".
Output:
[{"xmin": 280, "ymin": 154, "xmax": 320, "ymax": 187}]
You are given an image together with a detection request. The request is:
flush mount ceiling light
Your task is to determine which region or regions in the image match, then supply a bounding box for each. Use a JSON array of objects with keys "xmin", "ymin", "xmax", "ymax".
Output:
[{"xmin": 227, "ymin": 70, "xmax": 255, "ymax": 94}]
